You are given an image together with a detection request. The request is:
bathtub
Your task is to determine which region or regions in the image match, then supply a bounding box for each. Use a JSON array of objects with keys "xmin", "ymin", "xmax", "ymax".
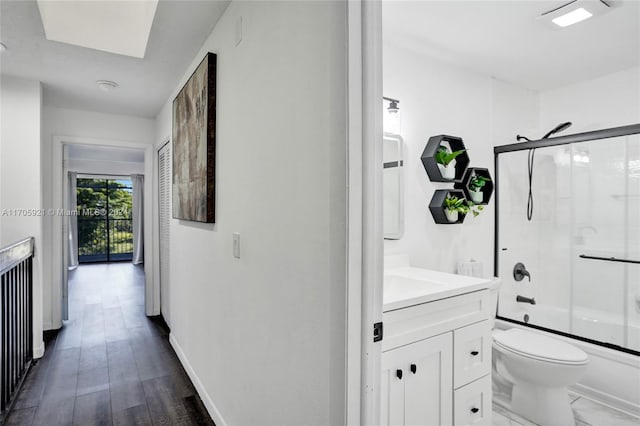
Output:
[
  {"xmin": 495, "ymin": 305, "xmax": 640, "ymax": 417},
  {"xmin": 499, "ymin": 303, "xmax": 640, "ymax": 351}
]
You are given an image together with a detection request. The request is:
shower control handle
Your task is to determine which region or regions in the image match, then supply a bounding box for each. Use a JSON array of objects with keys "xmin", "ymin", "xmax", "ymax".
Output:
[{"xmin": 513, "ymin": 262, "xmax": 531, "ymax": 282}]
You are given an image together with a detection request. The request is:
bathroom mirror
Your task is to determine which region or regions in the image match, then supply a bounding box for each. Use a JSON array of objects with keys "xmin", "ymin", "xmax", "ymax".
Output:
[{"xmin": 383, "ymin": 134, "xmax": 404, "ymax": 239}]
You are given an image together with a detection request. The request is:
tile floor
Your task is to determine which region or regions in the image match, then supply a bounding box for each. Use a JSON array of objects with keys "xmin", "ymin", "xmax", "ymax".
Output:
[
  {"xmin": 493, "ymin": 393, "xmax": 640, "ymax": 426},
  {"xmin": 4, "ymin": 263, "xmax": 214, "ymax": 426}
]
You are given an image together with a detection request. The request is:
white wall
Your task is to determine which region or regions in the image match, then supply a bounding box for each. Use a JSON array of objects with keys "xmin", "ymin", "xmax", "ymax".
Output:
[
  {"xmin": 41, "ymin": 106, "xmax": 155, "ymax": 330},
  {"xmin": 382, "ymin": 42, "xmax": 539, "ymax": 276},
  {"xmin": 155, "ymin": 2, "xmax": 347, "ymax": 425},
  {"xmin": 540, "ymin": 66, "xmax": 640, "ymax": 134},
  {"xmin": 0, "ymin": 75, "xmax": 45, "ymax": 356}
]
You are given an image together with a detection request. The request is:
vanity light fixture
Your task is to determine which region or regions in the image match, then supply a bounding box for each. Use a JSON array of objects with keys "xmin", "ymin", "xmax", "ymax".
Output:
[
  {"xmin": 383, "ymin": 97, "xmax": 401, "ymax": 134},
  {"xmin": 96, "ymin": 80, "xmax": 119, "ymax": 93},
  {"xmin": 385, "ymin": 97, "xmax": 400, "ymax": 114},
  {"xmin": 540, "ymin": 0, "xmax": 616, "ymax": 29}
]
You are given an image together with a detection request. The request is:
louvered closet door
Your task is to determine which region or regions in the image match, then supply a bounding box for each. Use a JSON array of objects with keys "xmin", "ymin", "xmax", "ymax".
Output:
[{"xmin": 158, "ymin": 142, "xmax": 171, "ymax": 325}]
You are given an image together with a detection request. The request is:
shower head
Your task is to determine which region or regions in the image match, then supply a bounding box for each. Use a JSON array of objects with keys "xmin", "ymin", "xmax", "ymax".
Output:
[{"xmin": 542, "ymin": 122, "xmax": 572, "ymax": 139}]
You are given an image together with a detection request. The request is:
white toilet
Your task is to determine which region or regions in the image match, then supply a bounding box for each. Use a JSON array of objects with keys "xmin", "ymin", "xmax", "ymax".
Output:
[{"xmin": 493, "ymin": 328, "xmax": 589, "ymax": 425}]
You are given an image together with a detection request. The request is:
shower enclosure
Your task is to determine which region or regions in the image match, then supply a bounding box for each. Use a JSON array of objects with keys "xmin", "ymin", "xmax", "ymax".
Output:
[{"xmin": 494, "ymin": 124, "xmax": 640, "ymax": 355}]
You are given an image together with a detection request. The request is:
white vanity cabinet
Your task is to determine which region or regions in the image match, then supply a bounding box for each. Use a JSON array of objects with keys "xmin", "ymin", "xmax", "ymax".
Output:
[
  {"xmin": 382, "ymin": 333, "xmax": 453, "ymax": 426},
  {"xmin": 381, "ymin": 288, "xmax": 493, "ymax": 426}
]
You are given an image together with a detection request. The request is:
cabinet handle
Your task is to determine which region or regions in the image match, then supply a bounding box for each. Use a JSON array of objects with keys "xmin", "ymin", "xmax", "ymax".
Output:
[
  {"xmin": 470, "ymin": 407, "xmax": 479, "ymax": 414},
  {"xmin": 396, "ymin": 369, "xmax": 403, "ymax": 380},
  {"xmin": 410, "ymin": 364, "xmax": 417, "ymax": 374},
  {"xmin": 470, "ymin": 350, "xmax": 479, "ymax": 356}
]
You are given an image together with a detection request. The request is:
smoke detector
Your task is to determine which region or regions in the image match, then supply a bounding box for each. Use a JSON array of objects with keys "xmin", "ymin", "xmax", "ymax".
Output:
[{"xmin": 96, "ymin": 80, "xmax": 119, "ymax": 93}]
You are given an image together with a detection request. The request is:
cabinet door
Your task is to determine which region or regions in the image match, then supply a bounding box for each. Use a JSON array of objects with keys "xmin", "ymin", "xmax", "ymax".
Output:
[
  {"xmin": 404, "ymin": 333, "xmax": 453, "ymax": 426},
  {"xmin": 453, "ymin": 320, "xmax": 492, "ymax": 388},
  {"xmin": 382, "ymin": 333, "xmax": 453, "ymax": 426},
  {"xmin": 454, "ymin": 375, "xmax": 492, "ymax": 426},
  {"xmin": 381, "ymin": 360, "xmax": 405, "ymax": 426}
]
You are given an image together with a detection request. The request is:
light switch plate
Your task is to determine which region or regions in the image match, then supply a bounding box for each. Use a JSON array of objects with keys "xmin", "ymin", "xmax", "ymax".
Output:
[{"xmin": 233, "ymin": 232, "xmax": 240, "ymax": 258}]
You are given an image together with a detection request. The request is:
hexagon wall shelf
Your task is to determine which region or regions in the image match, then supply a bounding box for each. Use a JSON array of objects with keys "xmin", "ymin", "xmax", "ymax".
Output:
[
  {"xmin": 429, "ymin": 189, "xmax": 467, "ymax": 224},
  {"xmin": 455, "ymin": 167, "xmax": 494, "ymax": 206},
  {"xmin": 421, "ymin": 135, "xmax": 470, "ymax": 183}
]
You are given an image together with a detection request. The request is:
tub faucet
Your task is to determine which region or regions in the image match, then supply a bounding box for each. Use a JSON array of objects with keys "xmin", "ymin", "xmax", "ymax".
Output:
[
  {"xmin": 516, "ymin": 295, "xmax": 536, "ymax": 305},
  {"xmin": 513, "ymin": 262, "xmax": 530, "ymax": 282}
]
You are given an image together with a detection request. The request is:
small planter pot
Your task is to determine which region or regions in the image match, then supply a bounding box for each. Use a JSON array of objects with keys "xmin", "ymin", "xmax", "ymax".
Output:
[
  {"xmin": 438, "ymin": 164, "xmax": 455, "ymax": 180},
  {"xmin": 444, "ymin": 209, "xmax": 458, "ymax": 223},
  {"xmin": 469, "ymin": 190, "xmax": 483, "ymax": 204}
]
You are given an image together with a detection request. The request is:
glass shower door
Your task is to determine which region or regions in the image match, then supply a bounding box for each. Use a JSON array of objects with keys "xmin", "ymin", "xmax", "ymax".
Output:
[
  {"xmin": 570, "ymin": 137, "xmax": 627, "ymax": 347},
  {"xmin": 625, "ymin": 135, "xmax": 640, "ymax": 352},
  {"xmin": 496, "ymin": 129, "xmax": 640, "ymax": 354}
]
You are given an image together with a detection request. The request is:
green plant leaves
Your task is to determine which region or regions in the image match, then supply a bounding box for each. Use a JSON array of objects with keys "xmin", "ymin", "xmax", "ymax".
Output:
[
  {"xmin": 444, "ymin": 194, "xmax": 484, "ymax": 218},
  {"xmin": 435, "ymin": 146, "xmax": 466, "ymax": 167},
  {"xmin": 469, "ymin": 174, "xmax": 490, "ymax": 192}
]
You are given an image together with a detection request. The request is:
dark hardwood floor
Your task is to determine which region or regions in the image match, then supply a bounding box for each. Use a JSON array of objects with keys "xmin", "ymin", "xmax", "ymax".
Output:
[{"xmin": 5, "ymin": 263, "xmax": 214, "ymax": 426}]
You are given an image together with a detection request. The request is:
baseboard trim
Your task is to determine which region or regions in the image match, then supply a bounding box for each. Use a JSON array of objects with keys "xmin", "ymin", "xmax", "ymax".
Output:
[
  {"xmin": 572, "ymin": 383, "xmax": 640, "ymax": 419},
  {"xmin": 169, "ymin": 333, "xmax": 227, "ymax": 426},
  {"xmin": 33, "ymin": 341, "xmax": 45, "ymax": 358}
]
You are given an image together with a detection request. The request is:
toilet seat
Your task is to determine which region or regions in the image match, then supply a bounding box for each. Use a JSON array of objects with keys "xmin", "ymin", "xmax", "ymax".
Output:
[{"xmin": 493, "ymin": 329, "xmax": 588, "ymax": 365}]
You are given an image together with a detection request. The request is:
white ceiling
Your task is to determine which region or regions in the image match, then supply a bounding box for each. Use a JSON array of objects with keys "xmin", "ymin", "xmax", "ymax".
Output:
[
  {"xmin": 383, "ymin": 0, "xmax": 640, "ymax": 91},
  {"xmin": 0, "ymin": 0, "xmax": 230, "ymax": 118},
  {"xmin": 68, "ymin": 144, "xmax": 145, "ymax": 163}
]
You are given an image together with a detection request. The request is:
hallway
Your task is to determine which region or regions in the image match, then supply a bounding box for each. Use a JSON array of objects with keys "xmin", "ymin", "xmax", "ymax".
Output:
[{"xmin": 5, "ymin": 263, "xmax": 214, "ymax": 426}]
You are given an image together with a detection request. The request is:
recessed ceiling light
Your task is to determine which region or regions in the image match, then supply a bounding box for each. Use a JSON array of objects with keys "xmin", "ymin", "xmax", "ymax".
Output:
[
  {"xmin": 552, "ymin": 7, "xmax": 593, "ymax": 27},
  {"xmin": 96, "ymin": 80, "xmax": 119, "ymax": 93},
  {"xmin": 539, "ymin": 0, "xmax": 616, "ymax": 29},
  {"xmin": 0, "ymin": 42, "xmax": 7, "ymax": 52}
]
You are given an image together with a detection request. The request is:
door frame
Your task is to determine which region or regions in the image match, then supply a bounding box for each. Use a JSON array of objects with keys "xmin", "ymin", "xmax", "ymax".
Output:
[
  {"xmin": 51, "ymin": 135, "xmax": 156, "ymax": 327},
  {"xmin": 347, "ymin": 0, "xmax": 384, "ymax": 425}
]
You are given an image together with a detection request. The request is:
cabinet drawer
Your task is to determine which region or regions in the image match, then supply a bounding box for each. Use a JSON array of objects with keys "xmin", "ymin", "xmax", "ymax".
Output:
[
  {"xmin": 454, "ymin": 375, "xmax": 492, "ymax": 426},
  {"xmin": 383, "ymin": 290, "xmax": 490, "ymax": 352},
  {"xmin": 453, "ymin": 320, "xmax": 492, "ymax": 388}
]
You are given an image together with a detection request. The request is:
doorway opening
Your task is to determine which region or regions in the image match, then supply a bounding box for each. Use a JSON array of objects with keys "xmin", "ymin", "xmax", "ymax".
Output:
[{"xmin": 77, "ymin": 177, "xmax": 134, "ymax": 263}]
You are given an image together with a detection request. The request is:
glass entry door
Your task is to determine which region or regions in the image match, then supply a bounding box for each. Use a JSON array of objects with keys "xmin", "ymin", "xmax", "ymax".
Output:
[{"xmin": 77, "ymin": 178, "xmax": 133, "ymax": 263}]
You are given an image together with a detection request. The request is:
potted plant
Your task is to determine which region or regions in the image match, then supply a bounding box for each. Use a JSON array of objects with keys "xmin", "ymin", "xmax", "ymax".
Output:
[
  {"xmin": 443, "ymin": 194, "xmax": 469, "ymax": 222},
  {"xmin": 435, "ymin": 146, "xmax": 466, "ymax": 180},
  {"xmin": 469, "ymin": 174, "xmax": 490, "ymax": 203}
]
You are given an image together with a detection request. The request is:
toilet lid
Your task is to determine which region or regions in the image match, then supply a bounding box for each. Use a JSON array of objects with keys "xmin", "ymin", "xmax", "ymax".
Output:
[{"xmin": 493, "ymin": 329, "xmax": 589, "ymax": 364}]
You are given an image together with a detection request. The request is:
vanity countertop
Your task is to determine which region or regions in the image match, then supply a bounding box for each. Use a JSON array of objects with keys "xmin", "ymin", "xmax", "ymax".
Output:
[{"xmin": 383, "ymin": 266, "xmax": 496, "ymax": 312}]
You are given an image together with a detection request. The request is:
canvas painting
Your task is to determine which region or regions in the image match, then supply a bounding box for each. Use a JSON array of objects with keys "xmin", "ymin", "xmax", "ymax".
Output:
[{"xmin": 172, "ymin": 52, "xmax": 217, "ymax": 223}]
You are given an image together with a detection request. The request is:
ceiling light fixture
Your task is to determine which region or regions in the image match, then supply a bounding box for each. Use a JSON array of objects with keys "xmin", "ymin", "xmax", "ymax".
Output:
[
  {"xmin": 96, "ymin": 80, "xmax": 119, "ymax": 93},
  {"xmin": 552, "ymin": 7, "xmax": 593, "ymax": 27},
  {"xmin": 539, "ymin": 0, "xmax": 616, "ymax": 29}
]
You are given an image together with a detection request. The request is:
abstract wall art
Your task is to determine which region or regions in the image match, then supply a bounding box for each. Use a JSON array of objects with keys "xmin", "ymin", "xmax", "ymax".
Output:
[{"xmin": 172, "ymin": 52, "xmax": 217, "ymax": 223}]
